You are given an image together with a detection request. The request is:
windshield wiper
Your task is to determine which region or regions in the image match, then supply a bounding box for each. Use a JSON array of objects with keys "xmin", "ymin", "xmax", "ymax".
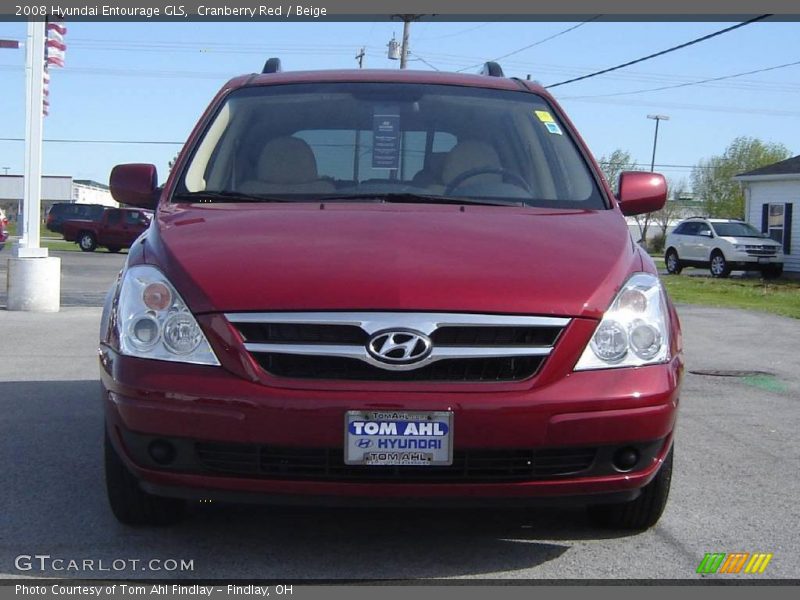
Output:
[
  {"xmin": 172, "ymin": 191, "xmax": 298, "ymax": 203},
  {"xmin": 318, "ymin": 193, "xmax": 525, "ymax": 207}
]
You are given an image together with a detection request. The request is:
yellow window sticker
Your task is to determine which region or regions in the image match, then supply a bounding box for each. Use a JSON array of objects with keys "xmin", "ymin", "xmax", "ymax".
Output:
[{"xmin": 535, "ymin": 110, "xmax": 555, "ymax": 123}]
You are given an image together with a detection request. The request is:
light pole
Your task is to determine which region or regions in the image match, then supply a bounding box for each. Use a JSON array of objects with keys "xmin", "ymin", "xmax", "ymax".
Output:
[{"xmin": 647, "ymin": 114, "xmax": 670, "ymax": 172}]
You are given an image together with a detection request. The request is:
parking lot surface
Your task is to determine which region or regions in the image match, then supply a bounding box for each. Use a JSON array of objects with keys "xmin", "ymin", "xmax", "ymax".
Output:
[
  {"xmin": 0, "ymin": 249, "xmax": 125, "ymax": 308},
  {"xmin": 0, "ymin": 253, "xmax": 798, "ymax": 579}
]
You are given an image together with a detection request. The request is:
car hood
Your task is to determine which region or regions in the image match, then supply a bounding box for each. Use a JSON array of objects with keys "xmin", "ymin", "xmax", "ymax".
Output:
[
  {"xmin": 723, "ymin": 236, "xmax": 782, "ymax": 247},
  {"xmin": 151, "ymin": 203, "xmax": 640, "ymax": 319}
]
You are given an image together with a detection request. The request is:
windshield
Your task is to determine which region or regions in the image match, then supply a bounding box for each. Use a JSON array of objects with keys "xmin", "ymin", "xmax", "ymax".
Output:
[
  {"xmin": 712, "ymin": 222, "xmax": 766, "ymax": 238},
  {"xmin": 176, "ymin": 82, "xmax": 604, "ymax": 208}
]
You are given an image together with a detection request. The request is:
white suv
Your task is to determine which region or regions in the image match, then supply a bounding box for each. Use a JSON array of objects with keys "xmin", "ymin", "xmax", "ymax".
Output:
[{"xmin": 665, "ymin": 218, "xmax": 784, "ymax": 279}]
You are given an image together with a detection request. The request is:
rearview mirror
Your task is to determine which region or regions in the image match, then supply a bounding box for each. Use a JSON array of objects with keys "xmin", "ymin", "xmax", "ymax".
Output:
[
  {"xmin": 110, "ymin": 164, "xmax": 159, "ymax": 210},
  {"xmin": 616, "ymin": 172, "xmax": 667, "ymax": 216}
]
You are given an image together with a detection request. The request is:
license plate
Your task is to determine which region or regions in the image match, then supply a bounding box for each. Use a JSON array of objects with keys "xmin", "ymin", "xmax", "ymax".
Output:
[
  {"xmin": 344, "ymin": 410, "xmax": 453, "ymax": 466},
  {"xmin": 758, "ymin": 257, "xmax": 770, "ymax": 264}
]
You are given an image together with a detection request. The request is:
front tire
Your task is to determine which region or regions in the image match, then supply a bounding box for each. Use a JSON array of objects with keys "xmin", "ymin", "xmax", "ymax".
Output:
[
  {"xmin": 105, "ymin": 429, "xmax": 185, "ymax": 526},
  {"xmin": 587, "ymin": 445, "xmax": 673, "ymax": 530},
  {"xmin": 665, "ymin": 249, "xmax": 682, "ymax": 275},
  {"xmin": 78, "ymin": 232, "xmax": 97, "ymax": 252},
  {"xmin": 107, "ymin": 246, "xmax": 122, "ymax": 253},
  {"xmin": 709, "ymin": 251, "xmax": 731, "ymax": 278}
]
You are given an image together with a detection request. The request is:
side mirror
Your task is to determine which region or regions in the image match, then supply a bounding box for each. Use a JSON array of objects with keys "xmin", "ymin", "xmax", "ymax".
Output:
[
  {"xmin": 616, "ymin": 171, "xmax": 667, "ymax": 216},
  {"xmin": 110, "ymin": 164, "xmax": 159, "ymax": 210}
]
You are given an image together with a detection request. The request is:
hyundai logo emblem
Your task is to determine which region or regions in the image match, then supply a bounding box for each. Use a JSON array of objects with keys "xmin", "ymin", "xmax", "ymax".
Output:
[
  {"xmin": 367, "ymin": 329, "xmax": 433, "ymax": 366},
  {"xmin": 356, "ymin": 439, "xmax": 373, "ymax": 448}
]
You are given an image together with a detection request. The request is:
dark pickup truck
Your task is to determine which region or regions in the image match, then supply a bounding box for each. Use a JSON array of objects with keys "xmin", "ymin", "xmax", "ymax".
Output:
[{"xmin": 62, "ymin": 207, "xmax": 151, "ymax": 252}]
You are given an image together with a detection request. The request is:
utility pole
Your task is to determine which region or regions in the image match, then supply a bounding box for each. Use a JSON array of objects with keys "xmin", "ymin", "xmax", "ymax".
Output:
[
  {"xmin": 400, "ymin": 19, "xmax": 411, "ymax": 69},
  {"xmin": 392, "ymin": 14, "xmax": 423, "ymax": 69},
  {"xmin": 353, "ymin": 47, "xmax": 365, "ymax": 181}
]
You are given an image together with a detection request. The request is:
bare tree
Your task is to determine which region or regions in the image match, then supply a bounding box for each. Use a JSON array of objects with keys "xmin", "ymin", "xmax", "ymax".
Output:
[
  {"xmin": 597, "ymin": 149, "xmax": 638, "ymax": 194},
  {"xmin": 653, "ymin": 178, "xmax": 687, "ymax": 237}
]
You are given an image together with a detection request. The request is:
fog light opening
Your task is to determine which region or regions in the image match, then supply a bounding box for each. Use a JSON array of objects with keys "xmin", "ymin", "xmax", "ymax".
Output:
[
  {"xmin": 148, "ymin": 439, "xmax": 176, "ymax": 465},
  {"xmin": 613, "ymin": 447, "xmax": 640, "ymax": 472}
]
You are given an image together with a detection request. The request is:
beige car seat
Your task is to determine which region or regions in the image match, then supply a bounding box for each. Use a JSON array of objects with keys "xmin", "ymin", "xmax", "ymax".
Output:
[
  {"xmin": 428, "ymin": 140, "xmax": 503, "ymax": 194},
  {"xmin": 239, "ymin": 137, "xmax": 335, "ymax": 195}
]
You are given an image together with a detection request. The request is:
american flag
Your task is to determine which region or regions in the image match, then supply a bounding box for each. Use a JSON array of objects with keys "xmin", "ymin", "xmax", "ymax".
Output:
[{"xmin": 43, "ymin": 19, "xmax": 67, "ymax": 116}]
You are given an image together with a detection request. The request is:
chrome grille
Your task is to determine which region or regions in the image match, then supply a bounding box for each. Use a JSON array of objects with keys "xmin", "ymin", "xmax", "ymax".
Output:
[
  {"xmin": 744, "ymin": 245, "xmax": 778, "ymax": 257},
  {"xmin": 227, "ymin": 312, "xmax": 569, "ymax": 382}
]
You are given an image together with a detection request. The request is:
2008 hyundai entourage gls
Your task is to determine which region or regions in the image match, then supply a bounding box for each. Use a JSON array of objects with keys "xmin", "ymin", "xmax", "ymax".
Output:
[{"xmin": 100, "ymin": 60, "xmax": 682, "ymax": 529}]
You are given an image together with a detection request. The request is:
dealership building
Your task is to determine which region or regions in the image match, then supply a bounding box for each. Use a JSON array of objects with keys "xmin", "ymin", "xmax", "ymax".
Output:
[{"xmin": 0, "ymin": 174, "xmax": 117, "ymax": 222}]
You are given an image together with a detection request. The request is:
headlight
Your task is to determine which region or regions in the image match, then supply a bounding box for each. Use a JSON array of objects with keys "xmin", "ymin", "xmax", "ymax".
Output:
[
  {"xmin": 574, "ymin": 273, "xmax": 670, "ymax": 370},
  {"xmin": 734, "ymin": 244, "xmax": 747, "ymax": 251},
  {"xmin": 116, "ymin": 264, "xmax": 220, "ymax": 366}
]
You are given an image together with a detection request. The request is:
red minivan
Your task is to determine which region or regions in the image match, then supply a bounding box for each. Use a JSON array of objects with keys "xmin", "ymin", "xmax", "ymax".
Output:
[{"xmin": 100, "ymin": 61, "xmax": 682, "ymax": 528}]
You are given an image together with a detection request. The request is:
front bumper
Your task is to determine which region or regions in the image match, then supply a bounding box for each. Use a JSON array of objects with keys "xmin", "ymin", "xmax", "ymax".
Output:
[
  {"xmin": 100, "ymin": 345, "xmax": 681, "ymax": 504},
  {"xmin": 727, "ymin": 251, "xmax": 783, "ymax": 268}
]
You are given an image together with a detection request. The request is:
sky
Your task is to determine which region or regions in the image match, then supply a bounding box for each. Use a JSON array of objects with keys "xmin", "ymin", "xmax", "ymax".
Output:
[{"xmin": 0, "ymin": 18, "xmax": 798, "ymax": 190}]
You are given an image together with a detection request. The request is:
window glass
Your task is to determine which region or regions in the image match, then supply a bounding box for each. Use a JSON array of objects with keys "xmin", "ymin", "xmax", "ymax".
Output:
[
  {"xmin": 711, "ymin": 222, "xmax": 765, "ymax": 238},
  {"xmin": 681, "ymin": 222, "xmax": 699, "ymax": 235},
  {"xmin": 124, "ymin": 211, "xmax": 142, "ymax": 225},
  {"xmin": 176, "ymin": 83, "xmax": 605, "ymax": 209},
  {"xmin": 768, "ymin": 204, "xmax": 784, "ymax": 244},
  {"xmin": 695, "ymin": 223, "xmax": 711, "ymax": 235},
  {"xmin": 106, "ymin": 211, "xmax": 121, "ymax": 225}
]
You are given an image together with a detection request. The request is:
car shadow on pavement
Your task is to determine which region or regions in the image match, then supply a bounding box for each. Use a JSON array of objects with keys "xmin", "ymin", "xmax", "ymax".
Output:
[{"xmin": 1, "ymin": 380, "xmax": 636, "ymax": 580}]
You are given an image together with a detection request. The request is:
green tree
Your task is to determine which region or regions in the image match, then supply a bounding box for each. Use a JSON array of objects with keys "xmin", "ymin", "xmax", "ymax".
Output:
[{"xmin": 691, "ymin": 137, "xmax": 790, "ymax": 219}]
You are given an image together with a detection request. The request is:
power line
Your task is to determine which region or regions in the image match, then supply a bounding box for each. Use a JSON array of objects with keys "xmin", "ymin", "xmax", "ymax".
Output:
[
  {"xmin": 0, "ymin": 137, "xmax": 183, "ymax": 145},
  {"xmin": 408, "ymin": 51, "xmax": 440, "ymax": 71},
  {"xmin": 0, "ymin": 136, "xmax": 744, "ymax": 171},
  {"xmin": 414, "ymin": 22, "xmax": 492, "ymax": 42},
  {"xmin": 558, "ymin": 95, "xmax": 800, "ymax": 117},
  {"xmin": 456, "ymin": 17, "xmax": 601, "ymax": 73},
  {"xmin": 560, "ymin": 58, "xmax": 800, "ymax": 99},
  {"xmin": 546, "ymin": 15, "xmax": 772, "ymax": 88}
]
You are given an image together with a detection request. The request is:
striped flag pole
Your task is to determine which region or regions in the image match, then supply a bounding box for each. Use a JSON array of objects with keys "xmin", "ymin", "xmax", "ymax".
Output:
[{"xmin": 43, "ymin": 18, "xmax": 67, "ymax": 116}]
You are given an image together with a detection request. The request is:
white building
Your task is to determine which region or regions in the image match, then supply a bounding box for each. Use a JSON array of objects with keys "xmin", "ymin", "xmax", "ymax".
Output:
[
  {"xmin": 0, "ymin": 174, "xmax": 117, "ymax": 222},
  {"xmin": 72, "ymin": 179, "xmax": 117, "ymax": 207},
  {"xmin": 736, "ymin": 156, "xmax": 798, "ymax": 273}
]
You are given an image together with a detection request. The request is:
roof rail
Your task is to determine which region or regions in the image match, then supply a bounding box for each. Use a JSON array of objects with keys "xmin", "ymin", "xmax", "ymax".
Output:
[
  {"xmin": 262, "ymin": 57, "xmax": 282, "ymax": 74},
  {"xmin": 480, "ymin": 61, "xmax": 504, "ymax": 77}
]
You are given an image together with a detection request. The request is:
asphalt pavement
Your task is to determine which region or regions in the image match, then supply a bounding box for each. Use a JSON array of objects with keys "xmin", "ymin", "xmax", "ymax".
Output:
[
  {"xmin": 0, "ymin": 249, "xmax": 126, "ymax": 309},
  {"xmin": 0, "ymin": 262, "xmax": 798, "ymax": 579}
]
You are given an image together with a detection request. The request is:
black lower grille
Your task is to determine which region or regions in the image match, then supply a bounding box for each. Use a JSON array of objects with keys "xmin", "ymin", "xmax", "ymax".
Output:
[
  {"xmin": 252, "ymin": 354, "xmax": 543, "ymax": 382},
  {"xmin": 194, "ymin": 443, "xmax": 597, "ymax": 483},
  {"xmin": 235, "ymin": 323, "xmax": 367, "ymax": 345}
]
